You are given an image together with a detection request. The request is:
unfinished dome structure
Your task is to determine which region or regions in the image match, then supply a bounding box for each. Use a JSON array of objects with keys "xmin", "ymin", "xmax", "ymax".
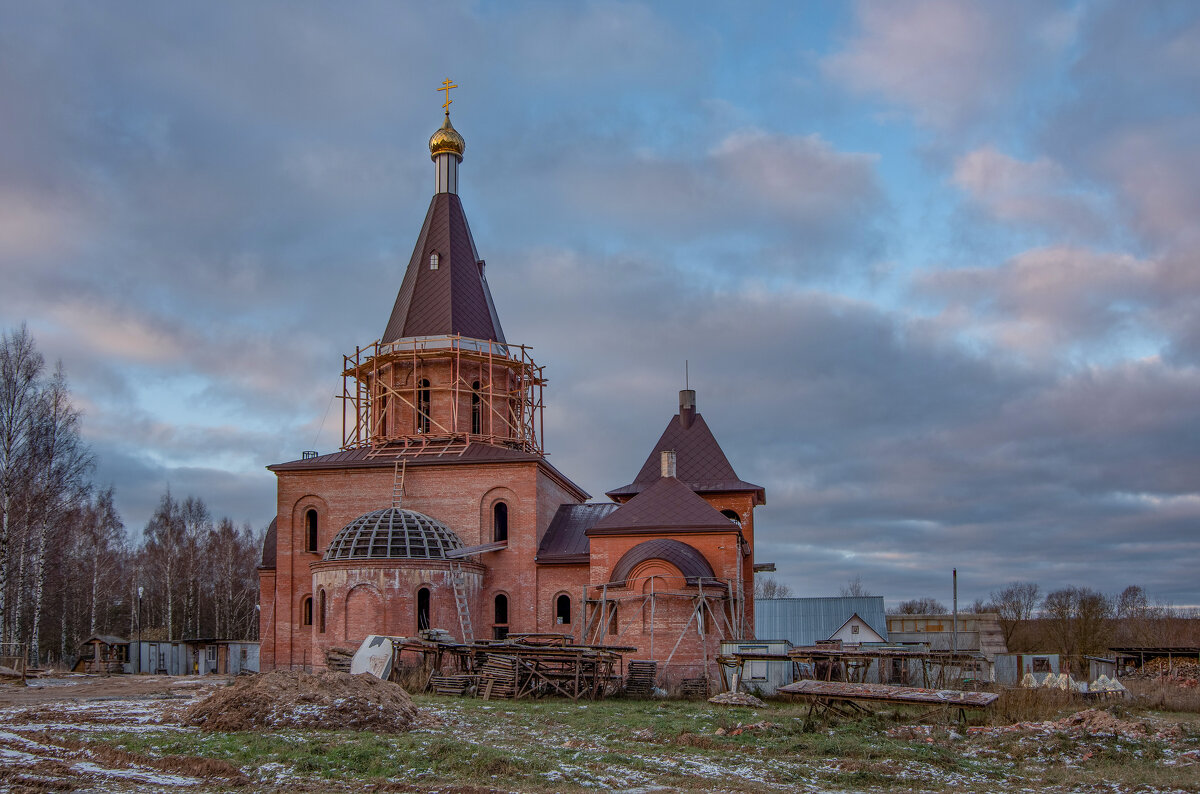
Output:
[
  {"xmin": 309, "ymin": 507, "xmax": 483, "ymax": 648},
  {"xmin": 323, "ymin": 508, "xmax": 465, "ymax": 561}
]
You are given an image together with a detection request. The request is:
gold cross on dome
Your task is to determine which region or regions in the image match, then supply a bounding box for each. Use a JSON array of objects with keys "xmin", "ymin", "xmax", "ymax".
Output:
[{"xmin": 438, "ymin": 79, "xmax": 458, "ymax": 113}]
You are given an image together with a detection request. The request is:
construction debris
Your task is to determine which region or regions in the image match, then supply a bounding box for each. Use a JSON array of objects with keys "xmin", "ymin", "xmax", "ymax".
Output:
[
  {"xmin": 709, "ymin": 691, "xmax": 767, "ymax": 708},
  {"xmin": 625, "ymin": 660, "xmax": 658, "ymax": 697},
  {"xmin": 325, "ymin": 646, "xmax": 355, "ymax": 673},
  {"xmin": 183, "ymin": 670, "xmax": 424, "ymax": 732}
]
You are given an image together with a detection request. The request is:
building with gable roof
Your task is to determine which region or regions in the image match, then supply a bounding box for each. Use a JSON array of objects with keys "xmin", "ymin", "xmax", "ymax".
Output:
[{"xmin": 257, "ymin": 99, "xmax": 765, "ymax": 683}]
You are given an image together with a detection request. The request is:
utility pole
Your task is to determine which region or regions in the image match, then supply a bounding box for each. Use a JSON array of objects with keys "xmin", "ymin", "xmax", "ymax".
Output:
[
  {"xmin": 137, "ymin": 586, "xmax": 143, "ymax": 674},
  {"xmin": 952, "ymin": 569, "xmax": 958, "ymax": 656}
]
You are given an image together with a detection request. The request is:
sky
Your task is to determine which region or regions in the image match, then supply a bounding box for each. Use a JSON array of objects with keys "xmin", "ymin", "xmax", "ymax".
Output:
[{"xmin": 2, "ymin": 1, "xmax": 1198, "ymax": 609}]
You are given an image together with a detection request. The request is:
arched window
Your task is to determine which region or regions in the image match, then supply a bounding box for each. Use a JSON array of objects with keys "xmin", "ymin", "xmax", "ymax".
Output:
[
  {"xmin": 318, "ymin": 589, "xmax": 326, "ymax": 634},
  {"xmin": 417, "ymin": 587, "xmax": 431, "ymax": 631},
  {"xmin": 493, "ymin": 502, "xmax": 508, "ymax": 543},
  {"xmin": 493, "ymin": 593, "xmax": 509, "ymax": 640},
  {"xmin": 556, "ymin": 594, "xmax": 571, "ymax": 625},
  {"xmin": 417, "ymin": 379, "xmax": 431, "ymax": 433},
  {"xmin": 302, "ymin": 596, "xmax": 313, "ymax": 627},
  {"xmin": 471, "ymin": 380, "xmax": 482, "ymax": 435},
  {"xmin": 721, "ymin": 509, "xmax": 742, "ymax": 527},
  {"xmin": 379, "ymin": 393, "xmax": 390, "ymax": 436},
  {"xmin": 305, "ymin": 509, "xmax": 318, "ymax": 552}
]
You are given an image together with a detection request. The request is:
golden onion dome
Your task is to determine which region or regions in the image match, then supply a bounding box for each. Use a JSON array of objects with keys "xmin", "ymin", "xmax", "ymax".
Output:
[{"xmin": 429, "ymin": 115, "xmax": 465, "ymax": 160}]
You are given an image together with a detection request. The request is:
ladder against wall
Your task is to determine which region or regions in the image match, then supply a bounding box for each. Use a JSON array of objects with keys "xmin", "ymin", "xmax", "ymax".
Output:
[{"xmin": 449, "ymin": 561, "xmax": 474, "ymax": 642}]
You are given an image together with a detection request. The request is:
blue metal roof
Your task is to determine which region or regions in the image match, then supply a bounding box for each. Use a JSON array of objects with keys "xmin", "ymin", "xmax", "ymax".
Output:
[{"xmin": 754, "ymin": 597, "xmax": 888, "ymax": 646}]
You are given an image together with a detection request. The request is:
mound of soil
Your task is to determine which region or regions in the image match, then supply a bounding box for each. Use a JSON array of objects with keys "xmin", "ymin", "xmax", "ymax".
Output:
[
  {"xmin": 1052, "ymin": 708, "xmax": 1149, "ymax": 738},
  {"xmin": 183, "ymin": 670, "xmax": 423, "ymax": 732},
  {"xmin": 708, "ymin": 692, "xmax": 767, "ymax": 708}
]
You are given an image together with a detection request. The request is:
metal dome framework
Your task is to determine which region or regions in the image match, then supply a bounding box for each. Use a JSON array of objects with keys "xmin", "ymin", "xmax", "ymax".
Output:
[{"xmin": 323, "ymin": 507, "xmax": 465, "ymax": 561}]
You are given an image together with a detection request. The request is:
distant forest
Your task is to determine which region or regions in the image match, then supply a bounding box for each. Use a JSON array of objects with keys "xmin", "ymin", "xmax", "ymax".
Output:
[{"xmin": 1, "ymin": 325, "xmax": 262, "ymax": 667}]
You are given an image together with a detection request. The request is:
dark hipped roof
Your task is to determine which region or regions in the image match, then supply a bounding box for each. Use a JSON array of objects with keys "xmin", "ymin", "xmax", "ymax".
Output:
[
  {"xmin": 259, "ymin": 517, "xmax": 277, "ymax": 570},
  {"xmin": 610, "ymin": 539, "xmax": 716, "ymax": 586},
  {"xmin": 587, "ymin": 476, "xmax": 740, "ymax": 536},
  {"xmin": 536, "ymin": 503, "xmax": 620, "ymax": 564},
  {"xmin": 381, "ymin": 192, "xmax": 506, "ymax": 343},
  {"xmin": 267, "ymin": 445, "xmax": 589, "ymax": 502},
  {"xmin": 607, "ymin": 412, "xmax": 764, "ymax": 504}
]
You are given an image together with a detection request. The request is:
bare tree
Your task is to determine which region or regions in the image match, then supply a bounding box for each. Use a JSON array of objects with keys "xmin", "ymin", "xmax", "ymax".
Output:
[
  {"xmin": 0, "ymin": 325, "xmax": 44, "ymax": 643},
  {"xmin": 990, "ymin": 581, "xmax": 1040, "ymax": 647},
  {"xmin": 27, "ymin": 364, "xmax": 93, "ymax": 662},
  {"xmin": 754, "ymin": 575, "xmax": 793, "ymax": 599},
  {"xmin": 895, "ymin": 597, "xmax": 947, "ymax": 614},
  {"xmin": 840, "ymin": 576, "xmax": 872, "ymax": 597},
  {"xmin": 1042, "ymin": 586, "xmax": 1113, "ymax": 670}
]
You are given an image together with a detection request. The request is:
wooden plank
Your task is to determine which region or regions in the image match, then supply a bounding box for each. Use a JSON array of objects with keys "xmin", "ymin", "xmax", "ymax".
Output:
[{"xmin": 778, "ymin": 679, "xmax": 999, "ymax": 708}]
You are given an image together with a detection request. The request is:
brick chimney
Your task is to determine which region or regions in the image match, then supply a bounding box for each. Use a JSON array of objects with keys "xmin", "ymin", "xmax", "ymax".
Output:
[{"xmin": 660, "ymin": 450, "xmax": 677, "ymax": 479}]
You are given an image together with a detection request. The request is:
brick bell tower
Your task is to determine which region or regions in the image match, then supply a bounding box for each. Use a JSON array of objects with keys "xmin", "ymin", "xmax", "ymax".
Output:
[{"xmin": 340, "ymin": 85, "xmax": 545, "ymax": 457}]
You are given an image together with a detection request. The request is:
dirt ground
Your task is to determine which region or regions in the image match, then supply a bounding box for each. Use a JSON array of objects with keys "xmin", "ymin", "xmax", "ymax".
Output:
[{"xmin": 0, "ymin": 674, "xmax": 232, "ymax": 706}]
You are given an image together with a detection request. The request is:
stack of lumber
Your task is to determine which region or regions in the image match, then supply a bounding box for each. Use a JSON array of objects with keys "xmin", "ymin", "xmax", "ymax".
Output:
[
  {"xmin": 625, "ymin": 660, "xmax": 657, "ymax": 697},
  {"xmin": 478, "ymin": 654, "xmax": 519, "ymax": 699},
  {"xmin": 680, "ymin": 677, "xmax": 710, "ymax": 698},
  {"xmin": 325, "ymin": 647, "xmax": 355, "ymax": 673},
  {"xmin": 430, "ymin": 674, "xmax": 475, "ymax": 695}
]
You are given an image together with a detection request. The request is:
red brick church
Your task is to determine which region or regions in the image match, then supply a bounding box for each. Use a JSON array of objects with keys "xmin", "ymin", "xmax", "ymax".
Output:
[{"xmin": 257, "ymin": 97, "xmax": 765, "ymax": 682}]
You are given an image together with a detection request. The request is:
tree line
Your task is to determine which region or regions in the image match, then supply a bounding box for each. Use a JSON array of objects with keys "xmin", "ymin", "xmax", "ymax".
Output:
[
  {"xmin": 757, "ymin": 572, "xmax": 1198, "ymax": 671},
  {"xmin": 0, "ymin": 325, "xmax": 262, "ymax": 667}
]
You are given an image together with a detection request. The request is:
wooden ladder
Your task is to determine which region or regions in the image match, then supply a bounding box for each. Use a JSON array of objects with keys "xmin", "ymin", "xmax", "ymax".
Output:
[
  {"xmin": 392, "ymin": 460, "xmax": 406, "ymax": 508},
  {"xmin": 449, "ymin": 561, "xmax": 474, "ymax": 643}
]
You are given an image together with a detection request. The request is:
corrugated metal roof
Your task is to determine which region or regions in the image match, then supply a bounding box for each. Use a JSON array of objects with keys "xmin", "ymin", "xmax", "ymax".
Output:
[{"xmin": 754, "ymin": 597, "xmax": 888, "ymax": 646}]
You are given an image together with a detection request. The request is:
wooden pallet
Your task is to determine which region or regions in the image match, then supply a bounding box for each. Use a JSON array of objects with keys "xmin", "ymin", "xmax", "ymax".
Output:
[
  {"xmin": 478, "ymin": 655, "xmax": 519, "ymax": 700},
  {"xmin": 430, "ymin": 674, "xmax": 475, "ymax": 696},
  {"xmin": 625, "ymin": 660, "xmax": 658, "ymax": 697},
  {"xmin": 679, "ymin": 677, "xmax": 710, "ymax": 698}
]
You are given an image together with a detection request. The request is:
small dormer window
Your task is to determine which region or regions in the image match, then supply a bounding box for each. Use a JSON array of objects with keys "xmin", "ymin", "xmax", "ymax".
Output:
[{"xmin": 429, "ymin": 252, "xmax": 439, "ymax": 270}]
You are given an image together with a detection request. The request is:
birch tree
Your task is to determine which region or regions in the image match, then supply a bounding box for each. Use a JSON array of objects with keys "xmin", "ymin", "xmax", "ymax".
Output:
[{"xmin": 0, "ymin": 325, "xmax": 44, "ymax": 644}]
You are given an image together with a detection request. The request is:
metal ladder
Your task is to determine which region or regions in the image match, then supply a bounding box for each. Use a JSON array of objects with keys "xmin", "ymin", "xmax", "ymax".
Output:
[{"xmin": 449, "ymin": 561, "xmax": 474, "ymax": 642}]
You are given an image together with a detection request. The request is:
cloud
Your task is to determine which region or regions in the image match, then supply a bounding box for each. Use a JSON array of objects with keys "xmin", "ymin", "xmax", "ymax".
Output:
[
  {"xmin": 951, "ymin": 147, "xmax": 1110, "ymax": 239},
  {"xmin": 917, "ymin": 246, "xmax": 1159, "ymax": 357},
  {"xmin": 823, "ymin": 0, "xmax": 1071, "ymax": 130}
]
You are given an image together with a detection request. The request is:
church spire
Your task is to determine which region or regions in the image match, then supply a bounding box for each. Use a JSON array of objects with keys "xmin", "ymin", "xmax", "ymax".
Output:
[
  {"xmin": 429, "ymin": 79, "xmax": 465, "ymax": 194},
  {"xmin": 380, "ymin": 85, "xmax": 504, "ymax": 344}
]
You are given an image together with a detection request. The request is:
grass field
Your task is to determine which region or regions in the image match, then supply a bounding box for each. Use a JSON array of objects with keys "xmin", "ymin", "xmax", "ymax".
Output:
[{"xmin": 70, "ymin": 690, "xmax": 1200, "ymax": 792}]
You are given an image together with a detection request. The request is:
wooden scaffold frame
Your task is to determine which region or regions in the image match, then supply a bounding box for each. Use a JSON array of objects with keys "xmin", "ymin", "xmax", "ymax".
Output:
[
  {"xmin": 580, "ymin": 574, "xmax": 742, "ymax": 686},
  {"xmin": 340, "ymin": 335, "xmax": 545, "ymax": 457}
]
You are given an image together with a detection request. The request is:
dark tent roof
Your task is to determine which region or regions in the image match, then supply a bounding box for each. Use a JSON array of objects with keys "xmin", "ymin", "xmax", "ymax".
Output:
[
  {"xmin": 536, "ymin": 503, "xmax": 620, "ymax": 564},
  {"xmin": 607, "ymin": 411, "xmax": 764, "ymax": 504},
  {"xmin": 609, "ymin": 539, "xmax": 716, "ymax": 586},
  {"xmin": 259, "ymin": 517, "xmax": 277, "ymax": 570},
  {"xmin": 381, "ymin": 192, "xmax": 505, "ymax": 344},
  {"xmin": 587, "ymin": 476, "xmax": 740, "ymax": 536},
  {"xmin": 267, "ymin": 445, "xmax": 589, "ymax": 501}
]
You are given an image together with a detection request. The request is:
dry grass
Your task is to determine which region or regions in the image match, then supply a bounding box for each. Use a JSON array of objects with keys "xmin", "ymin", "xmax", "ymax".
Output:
[
  {"xmin": 1125, "ymin": 679, "xmax": 1200, "ymax": 713},
  {"xmin": 984, "ymin": 686, "xmax": 1081, "ymax": 724}
]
